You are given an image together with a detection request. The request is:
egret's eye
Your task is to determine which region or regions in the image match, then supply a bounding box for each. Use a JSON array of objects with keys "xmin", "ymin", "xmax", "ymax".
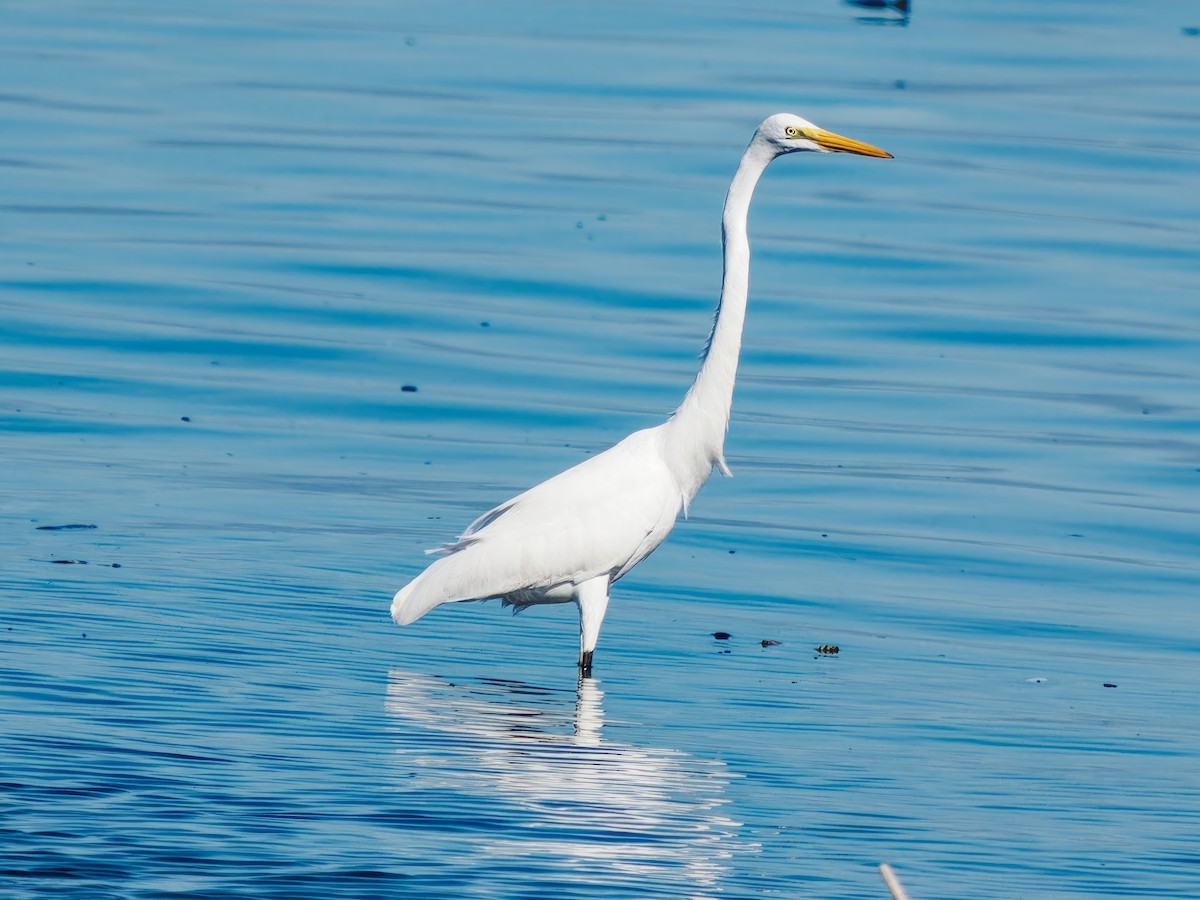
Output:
[{"xmin": 785, "ymin": 125, "xmax": 803, "ymax": 139}]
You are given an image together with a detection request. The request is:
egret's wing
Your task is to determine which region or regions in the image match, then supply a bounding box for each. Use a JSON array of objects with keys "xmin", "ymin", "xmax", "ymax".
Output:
[
  {"xmin": 391, "ymin": 427, "xmax": 681, "ymax": 625},
  {"xmin": 457, "ymin": 497, "xmax": 518, "ymax": 543}
]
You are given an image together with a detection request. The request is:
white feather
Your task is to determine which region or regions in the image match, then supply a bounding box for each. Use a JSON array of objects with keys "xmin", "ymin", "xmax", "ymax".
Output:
[{"xmin": 391, "ymin": 427, "xmax": 680, "ymax": 625}]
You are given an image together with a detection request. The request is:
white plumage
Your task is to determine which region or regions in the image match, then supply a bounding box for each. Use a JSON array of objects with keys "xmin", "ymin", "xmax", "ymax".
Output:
[
  {"xmin": 392, "ymin": 428, "xmax": 679, "ymax": 625},
  {"xmin": 391, "ymin": 113, "xmax": 892, "ymax": 674}
]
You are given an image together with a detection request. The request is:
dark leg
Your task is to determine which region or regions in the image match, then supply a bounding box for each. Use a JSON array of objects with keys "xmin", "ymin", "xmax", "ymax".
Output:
[{"xmin": 578, "ymin": 649, "xmax": 594, "ymax": 678}]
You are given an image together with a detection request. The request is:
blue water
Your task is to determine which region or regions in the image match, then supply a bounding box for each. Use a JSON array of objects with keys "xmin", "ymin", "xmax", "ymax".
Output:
[{"xmin": 3, "ymin": 1, "xmax": 1199, "ymax": 898}]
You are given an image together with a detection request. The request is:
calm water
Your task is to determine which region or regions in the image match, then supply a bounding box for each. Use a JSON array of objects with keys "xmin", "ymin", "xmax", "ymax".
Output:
[{"xmin": 3, "ymin": 1, "xmax": 1199, "ymax": 897}]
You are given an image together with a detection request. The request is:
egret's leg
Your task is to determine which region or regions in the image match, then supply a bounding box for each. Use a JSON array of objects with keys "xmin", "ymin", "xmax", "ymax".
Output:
[{"xmin": 575, "ymin": 575, "xmax": 610, "ymax": 677}]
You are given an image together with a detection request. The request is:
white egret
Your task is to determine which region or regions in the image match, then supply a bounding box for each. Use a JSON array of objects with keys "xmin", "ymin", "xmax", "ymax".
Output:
[{"xmin": 391, "ymin": 113, "xmax": 892, "ymax": 675}]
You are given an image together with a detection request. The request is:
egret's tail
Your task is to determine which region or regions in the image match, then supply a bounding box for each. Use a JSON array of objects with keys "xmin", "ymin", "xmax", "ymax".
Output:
[
  {"xmin": 390, "ymin": 572, "xmax": 443, "ymax": 626},
  {"xmin": 391, "ymin": 555, "xmax": 485, "ymax": 626}
]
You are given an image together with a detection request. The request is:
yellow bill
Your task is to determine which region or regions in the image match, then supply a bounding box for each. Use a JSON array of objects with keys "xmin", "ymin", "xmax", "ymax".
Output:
[{"xmin": 810, "ymin": 128, "xmax": 893, "ymax": 159}]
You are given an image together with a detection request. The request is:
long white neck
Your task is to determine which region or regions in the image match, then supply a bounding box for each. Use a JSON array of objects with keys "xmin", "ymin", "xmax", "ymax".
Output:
[{"xmin": 665, "ymin": 139, "xmax": 775, "ymax": 501}]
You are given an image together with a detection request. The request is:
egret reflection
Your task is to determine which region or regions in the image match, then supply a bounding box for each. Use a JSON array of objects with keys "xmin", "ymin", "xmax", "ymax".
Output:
[{"xmin": 384, "ymin": 670, "xmax": 748, "ymax": 896}]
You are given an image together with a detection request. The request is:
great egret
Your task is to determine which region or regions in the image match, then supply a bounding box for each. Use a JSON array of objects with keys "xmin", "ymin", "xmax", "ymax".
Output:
[{"xmin": 392, "ymin": 113, "xmax": 892, "ymax": 675}]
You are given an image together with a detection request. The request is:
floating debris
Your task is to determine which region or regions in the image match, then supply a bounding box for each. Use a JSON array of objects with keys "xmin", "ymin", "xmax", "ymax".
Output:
[
  {"xmin": 712, "ymin": 632, "xmax": 732, "ymax": 641},
  {"xmin": 844, "ymin": 0, "xmax": 910, "ymax": 25},
  {"xmin": 50, "ymin": 559, "xmax": 88, "ymax": 565},
  {"xmin": 879, "ymin": 863, "xmax": 912, "ymax": 900},
  {"xmin": 815, "ymin": 644, "xmax": 840, "ymax": 655},
  {"xmin": 761, "ymin": 639, "xmax": 781, "ymax": 647},
  {"xmin": 36, "ymin": 524, "xmax": 96, "ymax": 531},
  {"xmin": 401, "ymin": 384, "xmax": 419, "ymax": 393},
  {"xmin": 1103, "ymin": 683, "xmax": 1118, "ymax": 688}
]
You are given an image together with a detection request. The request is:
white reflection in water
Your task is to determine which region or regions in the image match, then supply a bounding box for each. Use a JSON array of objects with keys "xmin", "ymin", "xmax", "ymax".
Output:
[{"xmin": 385, "ymin": 671, "xmax": 749, "ymax": 897}]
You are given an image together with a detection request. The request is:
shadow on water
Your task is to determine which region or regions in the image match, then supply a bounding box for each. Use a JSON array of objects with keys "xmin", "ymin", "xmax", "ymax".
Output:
[{"xmin": 384, "ymin": 670, "xmax": 750, "ymax": 897}]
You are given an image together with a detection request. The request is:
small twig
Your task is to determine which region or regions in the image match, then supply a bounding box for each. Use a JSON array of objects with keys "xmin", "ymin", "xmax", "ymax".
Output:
[{"xmin": 879, "ymin": 863, "xmax": 911, "ymax": 900}]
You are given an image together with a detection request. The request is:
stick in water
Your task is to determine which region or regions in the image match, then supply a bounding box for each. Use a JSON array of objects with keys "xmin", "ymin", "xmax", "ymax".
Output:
[{"xmin": 879, "ymin": 863, "xmax": 911, "ymax": 900}]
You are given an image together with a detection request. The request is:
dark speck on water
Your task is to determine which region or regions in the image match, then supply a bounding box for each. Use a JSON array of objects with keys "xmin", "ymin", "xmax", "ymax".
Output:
[
  {"xmin": 712, "ymin": 632, "xmax": 732, "ymax": 641},
  {"xmin": 35, "ymin": 524, "xmax": 97, "ymax": 531},
  {"xmin": 401, "ymin": 385, "xmax": 418, "ymax": 393}
]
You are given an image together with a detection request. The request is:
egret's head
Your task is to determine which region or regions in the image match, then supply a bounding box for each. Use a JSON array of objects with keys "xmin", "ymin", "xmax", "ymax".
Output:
[{"xmin": 756, "ymin": 113, "xmax": 892, "ymax": 159}]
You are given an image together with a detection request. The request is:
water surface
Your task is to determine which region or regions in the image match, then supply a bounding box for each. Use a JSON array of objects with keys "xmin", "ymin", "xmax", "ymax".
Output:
[{"xmin": 3, "ymin": 1, "xmax": 1199, "ymax": 898}]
